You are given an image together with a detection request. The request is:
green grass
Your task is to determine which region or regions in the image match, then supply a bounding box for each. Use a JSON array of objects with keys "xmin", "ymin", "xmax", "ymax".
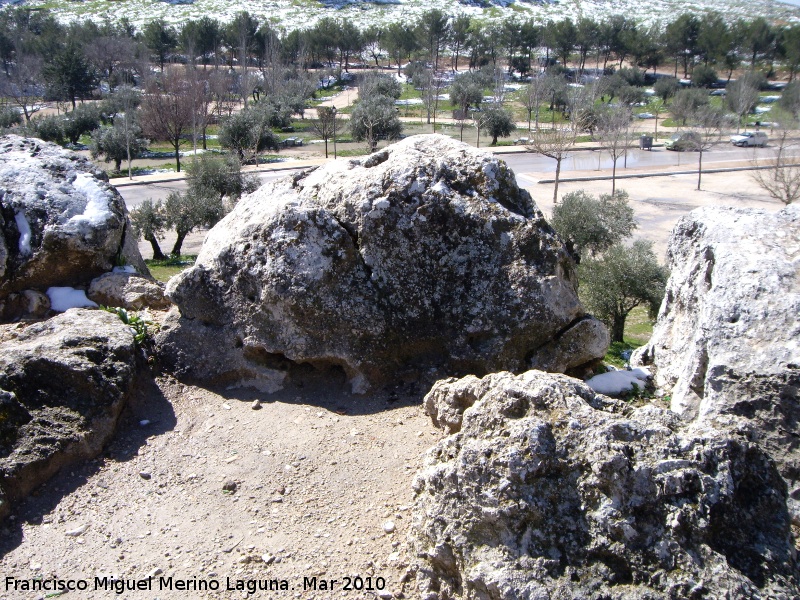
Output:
[
  {"xmin": 602, "ymin": 305, "xmax": 655, "ymax": 367},
  {"xmin": 335, "ymin": 148, "xmax": 370, "ymax": 157},
  {"xmin": 106, "ymin": 166, "xmax": 162, "ymax": 178},
  {"xmin": 145, "ymin": 255, "xmax": 197, "ymax": 282},
  {"xmin": 399, "ymin": 83, "xmax": 421, "ymax": 101}
]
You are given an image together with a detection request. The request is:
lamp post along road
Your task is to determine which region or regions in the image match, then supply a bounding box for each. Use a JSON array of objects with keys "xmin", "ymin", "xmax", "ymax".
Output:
[{"xmin": 332, "ymin": 107, "xmax": 337, "ymax": 159}]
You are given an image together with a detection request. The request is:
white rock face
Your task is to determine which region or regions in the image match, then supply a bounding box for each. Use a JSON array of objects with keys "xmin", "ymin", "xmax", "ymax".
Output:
[
  {"xmin": 159, "ymin": 135, "xmax": 608, "ymax": 391},
  {"xmin": 413, "ymin": 370, "xmax": 799, "ymax": 599},
  {"xmin": 633, "ymin": 204, "xmax": 800, "ymax": 515},
  {"xmin": 0, "ymin": 135, "xmax": 148, "ymax": 308}
]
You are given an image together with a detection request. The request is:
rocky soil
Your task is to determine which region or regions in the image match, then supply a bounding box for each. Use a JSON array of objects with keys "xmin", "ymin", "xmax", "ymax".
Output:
[{"xmin": 0, "ymin": 340, "xmax": 442, "ymax": 600}]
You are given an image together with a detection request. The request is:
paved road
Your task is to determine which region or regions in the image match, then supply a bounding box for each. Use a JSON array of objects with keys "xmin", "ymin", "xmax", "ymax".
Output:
[
  {"xmin": 501, "ymin": 143, "xmax": 793, "ymax": 175},
  {"xmin": 117, "ymin": 143, "xmax": 795, "ymax": 208},
  {"xmin": 117, "ymin": 170, "xmax": 295, "ymax": 208}
]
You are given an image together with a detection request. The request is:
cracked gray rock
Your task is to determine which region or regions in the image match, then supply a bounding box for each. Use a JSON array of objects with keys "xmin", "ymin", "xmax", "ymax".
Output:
[
  {"xmin": 0, "ymin": 309, "xmax": 139, "ymax": 519},
  {"xmin": 158, "ymin": 135, "xmax": 608, "ymax": 392},
  {"xmin": 413, "ymin": 370, "xmax": 800, "ymax": 599},
  {"xmin": 632, "ymin": 204, "xmax": 800, "ymax": 520}
]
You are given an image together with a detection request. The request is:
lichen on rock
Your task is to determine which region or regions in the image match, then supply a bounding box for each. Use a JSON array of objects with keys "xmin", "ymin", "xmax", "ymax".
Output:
[
  {"xmin": 159, "ymin": 135, "xmax": 608, "ymax": 392},
  {"xmin": 0, "ymin": 309, "xmax": 139, "ymax": 519},
  {"xmin": 412, "ymin": 370, "xmax": 800, "ymax": 599},
  {"xmin": 0, "ymin": 135, "xmax": 148, "ymax": 318}
]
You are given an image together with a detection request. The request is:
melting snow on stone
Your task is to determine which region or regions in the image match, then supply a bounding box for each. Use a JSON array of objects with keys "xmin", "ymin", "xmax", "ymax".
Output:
[
  {"xmin": 70, "ymin": 173, "xmax": 113, "ymax": 226},
  {"xmin": 46, "ymin": 287, "xmax": 98, "ymax": 312},
  {"xmin": 14, "ymin": 210, "xmax": 32, "ymax": 256}
]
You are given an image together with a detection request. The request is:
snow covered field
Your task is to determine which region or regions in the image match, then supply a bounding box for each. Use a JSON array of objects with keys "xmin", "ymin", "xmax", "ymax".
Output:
[{"xmin": 16, "ymin": 0, "xmax": 800, "ymax": 30}]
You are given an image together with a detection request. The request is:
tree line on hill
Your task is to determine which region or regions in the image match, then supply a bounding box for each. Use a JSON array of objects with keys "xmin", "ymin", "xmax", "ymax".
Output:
[{"xmin": 0, "ymin": 7, "xmax": 798, "ymax": 113}]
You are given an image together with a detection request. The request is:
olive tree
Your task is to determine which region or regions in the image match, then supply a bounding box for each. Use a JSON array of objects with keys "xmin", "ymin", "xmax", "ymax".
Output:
[
  {"xmin": 130, "ymin": 199, "xmax": 167, "ymax": 260},
  {"xmin": 578, "ymin": 240, "xmax": 668, "ymax": 342},
  {"xmin": 185, "ymin": 153, "xmax": 260, "ymax": 203},
  {"xmin": 0, "ymin": 105, "xmax": 22, "ymax": 129},
  {"xmin": 669, "ymin": 88, "xmax": 708, "ymax": 126},
  {"xmin": 163, "ymin": 154, "xmax": 260, "ymax": 256},
  {"xmin": 550, "ymin": 190, "xmax": 637, "ymax": 260},
  {"xmin": 350, "ymin": 95, "xmax": 402, "ymax": 152},
  {"xmin": 479, "ymin": 106, "xmax": 516, "ymax": 146},
  {"xmin": 90, "ymin": 122, "xmax": 148, "ymax": 172},
  {"xmin": 62, "ymin": 104, "xmax": 101, "ymax": 145},
  {"xmin": 218, "ymin": 104, "xmax": 279, "ymax": 163}
]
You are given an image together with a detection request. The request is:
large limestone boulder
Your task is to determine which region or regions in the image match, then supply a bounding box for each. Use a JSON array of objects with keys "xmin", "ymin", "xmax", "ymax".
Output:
[
  {"xmin": 159, "ymin": 135, "xmax": 608, "ymax": 392},
  {"xmin": 0, "ymin": 135, "xmax": 148, "ymax": 307},
  {"xmin": 633, "ymin": 205, "xmax": 800, "ymax": 515},
  {"xmin": 0, "ymin": 309, "xmax": 139, "ymax": 519},
  {"xmin": 412, "ymin": 371, "xmax": 799, "ymax": 599}
]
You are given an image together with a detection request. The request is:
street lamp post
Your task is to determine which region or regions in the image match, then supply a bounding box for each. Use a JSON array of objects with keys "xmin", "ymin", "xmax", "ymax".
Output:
[{"xmin": 332, "ymin": 107, "xmax": 337, "ymax": 159}]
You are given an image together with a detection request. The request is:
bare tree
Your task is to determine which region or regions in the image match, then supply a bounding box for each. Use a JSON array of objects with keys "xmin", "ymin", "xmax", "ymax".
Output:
[
  {"xmin": 309, "ymin": 106, "xmax": 340, "ymax": 158},
  {"xmin": 186, "ymin": 70, "xmax": 213, "ymax": 151},
  {"xmin": 751, "ymin": 118, "xmax": 800, "ymax": 205},
  {"xmin": 419, "ymin": 68, "xmax": 445, "ymax": 131},
  {"xmin": 526, "ymin": 126, "xmax": 579, "ymax": 204},
  {"xmin": 597, "ymin": 105, "xmax": 633, "ymax": 195},
  {"xmin": 650, "ymin": 97, "xmax": 667, "ymax": 138},
  {"xmin": 1, "ymin": 54, "xmax": 44, "ymax": 122},
  {"xmin": 525, "ymin": 82, "xmax": 597, "ymax": 203},
  {"xmin": 689, "ymin": 105, "xmax": 726, "ymax": 191},
  {"xmin": 521, "ymin": 76, "xmax": 549, "ymax": 134},
  {"xmin": 208, "ymin": 70, "xmax": 238, "ymax": 123},
  {"xmin": 84, "ymin": 35, "xmax": 138, "ymax": 85},
  {"xmin": 726, "ymin": 74, "xmax": 760, "ymax": 133},
  {"xmin": 139, "ymin": 70, "xmax": 194, "ymax": 172}
]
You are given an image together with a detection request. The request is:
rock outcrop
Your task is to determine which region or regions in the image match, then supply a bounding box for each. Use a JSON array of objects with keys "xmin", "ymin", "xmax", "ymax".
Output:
[
  {"xmin": 633, "ymin": 205, "xmax": 800, "ymax": 516},
  {"xmin": 0, "ymin": 135, "xmax": 148, "ymax": 316},
  {"xmin": 88, "ymin": 269, "xmax": 170, "ymax": 311},
  {"xmin": 159, "ymin": 135, "xmax": 608, "ymax": 392},
  {"xmin": 0, "ymin": 309, "xmax": 138, "ymax": 519},
  {"xmin": 412, "ymin": 371, "xmax": 799, "ymax": 599}
]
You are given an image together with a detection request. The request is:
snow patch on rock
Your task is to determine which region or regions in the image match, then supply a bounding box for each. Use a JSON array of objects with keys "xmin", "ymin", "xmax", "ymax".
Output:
[
  {"xmin": 70, "ymin": 173, "xmax": 115, "ymax": 227},
  {"xmin": 47, "ymin": 287, "xmax": 99, "ymax": 312},
  {"xmin": 14, "ymin": 211, "xmax": 31, "ymax": 256},
  {"xmin": 586, "ymin": 367, "xmax": 650, "ymax": 395}
]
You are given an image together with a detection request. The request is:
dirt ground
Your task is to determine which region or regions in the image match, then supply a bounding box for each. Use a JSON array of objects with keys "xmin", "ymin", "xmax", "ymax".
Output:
[{"xmin": 0, "ymin": 362, "xmax": 438, "ymax": 600}]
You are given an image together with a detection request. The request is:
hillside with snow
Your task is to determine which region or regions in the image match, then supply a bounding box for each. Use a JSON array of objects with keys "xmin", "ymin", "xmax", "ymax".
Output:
[{"xmin": 13, "ymin": 0, "xmax": 800, "ymax": 30}]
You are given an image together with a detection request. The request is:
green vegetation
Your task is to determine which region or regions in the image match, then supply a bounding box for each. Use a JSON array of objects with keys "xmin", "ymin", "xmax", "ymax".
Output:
[
  {"xmin": 102, "ymin": 305, "xmax": 154, "ymax": 346},
  {"xmin": 145, "ymin": 255, "xmax": 197, "ymax": 282},
  {"xmin": 603, "ymin": 306, "xmax": 655, "ymax": 367}
]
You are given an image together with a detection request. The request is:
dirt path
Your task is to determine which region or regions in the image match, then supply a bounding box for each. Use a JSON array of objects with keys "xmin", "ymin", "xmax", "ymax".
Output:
[{"xmin": 0, "ymin": 365, "xmax": 439, "ymax": 599}]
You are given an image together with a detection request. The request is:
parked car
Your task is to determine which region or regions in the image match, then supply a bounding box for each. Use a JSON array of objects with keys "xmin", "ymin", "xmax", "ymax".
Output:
[
  {"xmin": 664, "ymin": 131, "xmax": 701, "ymax": 151},
  {"xmin": 636, "ymin": 112, "xmax": 655, "ymax": 119},
  {"xmin": 730, "ymin": 131, "xmax": 768, "ymax": 147}
]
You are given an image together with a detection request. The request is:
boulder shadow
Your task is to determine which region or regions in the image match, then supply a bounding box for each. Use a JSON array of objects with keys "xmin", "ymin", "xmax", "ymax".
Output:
[
  {"xmin": 0, "ymin": 373, "xmax": 176, "ymax": 557},
  {"xmin": 216, "ymin": 362, "xmax": 428, "ymax": 417}
]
